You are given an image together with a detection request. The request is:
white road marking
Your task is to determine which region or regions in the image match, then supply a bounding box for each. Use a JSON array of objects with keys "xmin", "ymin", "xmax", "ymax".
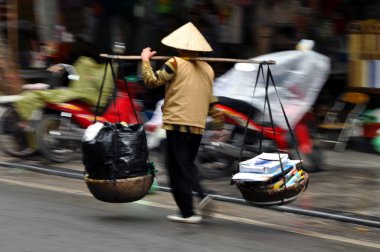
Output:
[{"xmin": 0, "ymin": 177, "xmax": 379, "ymax": 249}]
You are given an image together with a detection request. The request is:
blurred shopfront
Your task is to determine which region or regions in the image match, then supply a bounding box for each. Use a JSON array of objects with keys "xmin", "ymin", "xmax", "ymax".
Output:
[{"xmin": 1, "ymin": 1, "xmax": 380, "ymax": 86}]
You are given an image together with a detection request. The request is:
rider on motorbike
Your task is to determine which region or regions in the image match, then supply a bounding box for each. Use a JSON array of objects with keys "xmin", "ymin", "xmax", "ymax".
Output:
[{"xmin": 13, "ymin": 39, "xmax": 114, "ymax": 128}]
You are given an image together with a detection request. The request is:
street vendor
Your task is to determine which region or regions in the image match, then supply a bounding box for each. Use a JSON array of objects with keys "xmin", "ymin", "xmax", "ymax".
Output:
[{"xmin": 141, "ymin": 22, "xmax": 224, "ymax": 224}]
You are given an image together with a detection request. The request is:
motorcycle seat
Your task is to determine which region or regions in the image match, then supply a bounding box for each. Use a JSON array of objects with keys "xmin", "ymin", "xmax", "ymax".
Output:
[
  {"xmin": 217, "ymin": 96, "xmax": 264, "ymax": 119},
  {"xmin": 217, "ymin": 96, "xmax": 275, "ymax": 127}
]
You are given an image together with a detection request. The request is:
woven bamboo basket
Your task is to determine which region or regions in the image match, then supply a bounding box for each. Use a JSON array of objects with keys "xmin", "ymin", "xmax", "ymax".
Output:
[
  {"xmin": 236, "ymin": 172, "xmax": 309, "ymax": 206},
  {"xmin": 84, "ymin": 173, "xmax": 154, "ymax": 203}
]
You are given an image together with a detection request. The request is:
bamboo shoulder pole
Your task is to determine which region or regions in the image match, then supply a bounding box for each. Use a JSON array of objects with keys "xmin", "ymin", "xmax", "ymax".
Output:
[{"xmin": 100, "ymin": 54, "xmax": 276, "ymax": 65}]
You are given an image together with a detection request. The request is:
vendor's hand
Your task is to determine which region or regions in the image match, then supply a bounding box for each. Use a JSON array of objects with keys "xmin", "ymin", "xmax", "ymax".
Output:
[
  {"xmin": 141, "ymin": 47, "xmax": 157, "ymax": 62},
  {"xmin": 47, "ymin": 64, "xmax": 64, "ymax": 73},
  {"xmin": 210, "ymin": 129, "xmax": 230, "ymax": 142}
]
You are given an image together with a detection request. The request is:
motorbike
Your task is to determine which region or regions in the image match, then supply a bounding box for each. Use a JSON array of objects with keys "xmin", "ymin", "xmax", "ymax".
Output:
[
  {"xmin": 0, "ymin": 63, "xmax": 142, "ymax": 163},
  {"xmin": 145, "ymin": 46, "xmax": 330, "ymax": 179},
  {"xmin": 196, "ymin": 96, "xmax": 324, "ymax": 179},
  {"xmin": 35, "ymin": 78, "xmax": 141, "ymax": 163},
  {"xmin": 202, "ymin": 48, "xmax": 330, "ymax": 178},
  {"xmin": 0, "ymin": 68, "xmax": 71, "ymax": 158}
]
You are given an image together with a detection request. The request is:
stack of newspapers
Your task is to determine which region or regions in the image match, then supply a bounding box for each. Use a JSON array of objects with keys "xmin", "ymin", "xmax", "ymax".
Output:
[{"xmin": 232, "ymin": 152, "xmax": 305, "ymax": 189}]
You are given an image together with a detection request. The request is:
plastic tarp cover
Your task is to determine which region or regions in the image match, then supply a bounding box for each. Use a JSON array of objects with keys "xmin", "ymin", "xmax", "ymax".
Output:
[{"xmin": 213, "ymin": 50, "xmax": 331, "ymax": 128}]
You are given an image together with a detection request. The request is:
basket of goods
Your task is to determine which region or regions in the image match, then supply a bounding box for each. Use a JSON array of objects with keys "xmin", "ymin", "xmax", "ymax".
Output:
[
  {"xmin": 84, "ymin": 170, "xmax": 154, "ymax": 203},
  {"xmin": 82, "ymin": 122, "xmax": 156, "ymax": 203},
  {"xmin": 232, "ymin": 152, "xmax": 309, "ymax": 206}
]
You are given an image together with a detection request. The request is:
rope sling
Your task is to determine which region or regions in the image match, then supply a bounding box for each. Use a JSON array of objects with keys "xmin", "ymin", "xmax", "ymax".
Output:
[{"xmin": 235, "ymin": 63, "xmax": 309, "ymax": 206}]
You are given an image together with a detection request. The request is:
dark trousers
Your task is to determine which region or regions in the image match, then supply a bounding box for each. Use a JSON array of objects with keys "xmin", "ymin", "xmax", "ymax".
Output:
[{"xmin": 165, "ymin": 130, "xmax": 204, "ymax": 218}]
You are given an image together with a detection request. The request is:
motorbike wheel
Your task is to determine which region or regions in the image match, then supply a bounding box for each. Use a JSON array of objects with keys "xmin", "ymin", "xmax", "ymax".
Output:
[
  {"xmin": 196, "ymin": 126, "xmax": 276, "ymax": 180},
  {"xmin": 35, "ymin": 114, "xmax": 82, "ymax": 163},
  {"xmin": 0, "ymin": 106, "xmax": 37, "ymax": 157},
  {"xmin": 196, "ymin": 147, "xmax": 237, "ymax": 180},
  {"xmin": 296, "ymin": 143, "xmax": 324, "ymax": 172}
]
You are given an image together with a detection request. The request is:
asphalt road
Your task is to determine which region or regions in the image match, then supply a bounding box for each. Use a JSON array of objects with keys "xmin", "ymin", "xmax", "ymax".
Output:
[{"xmin": 0, "ymin": 167, "xmax": 379, "ymax": 252}]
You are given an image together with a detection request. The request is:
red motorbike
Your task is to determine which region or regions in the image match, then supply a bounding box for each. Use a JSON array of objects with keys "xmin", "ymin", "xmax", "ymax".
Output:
[
  {"xmin": 36, "ymin": 78, "xmax": 141, "ymax": 162},
  {"xmin": 196, "ymin": 96, "xmax": 323, "ymax": 179},
  {"xmin": 0, "ymin": 77, "xmax": 141, "ymax": 163},
  {"xmin": 194, "ymin": 48, "xmax": 329, "ymax": 179}
]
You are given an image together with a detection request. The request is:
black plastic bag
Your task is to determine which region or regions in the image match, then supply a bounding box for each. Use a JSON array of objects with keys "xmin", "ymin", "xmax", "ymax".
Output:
[{"xmin": 82, "ymin": 122, "xmax": 149, "ymax": 179}]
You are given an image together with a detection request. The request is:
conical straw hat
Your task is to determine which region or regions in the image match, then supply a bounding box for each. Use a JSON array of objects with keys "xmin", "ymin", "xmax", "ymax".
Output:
[{"xmin": 161, "ymin": 22, "xmax": 213, "ymax": 52}]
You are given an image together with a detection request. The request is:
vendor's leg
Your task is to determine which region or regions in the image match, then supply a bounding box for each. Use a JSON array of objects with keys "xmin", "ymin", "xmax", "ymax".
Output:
[
  {"xmin": 165, "ymin": 130, "xmax": 203, "ymax": 218},
  {"xmin": 185, "ymin": 132, "xmax": 205, "ymax": 198},
  {"xmin": 165, "ymin": 130, "xmax": 193, "ymax": 217}
]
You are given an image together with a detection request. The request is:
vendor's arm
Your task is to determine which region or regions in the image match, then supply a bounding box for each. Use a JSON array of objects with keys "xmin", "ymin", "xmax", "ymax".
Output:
[
  {"xmin": 141, "ymin": 47, "xmax": 176, "ymax": 88},
  {"xmin": 208, "ymin": 95, "xmax": 225, "ymax": 130}
]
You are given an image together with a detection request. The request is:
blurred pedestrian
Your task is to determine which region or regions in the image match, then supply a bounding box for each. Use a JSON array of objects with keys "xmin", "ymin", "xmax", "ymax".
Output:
[{"xmin": 140, "ymin": 22, "xmax": 224, "ymax": 224}]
